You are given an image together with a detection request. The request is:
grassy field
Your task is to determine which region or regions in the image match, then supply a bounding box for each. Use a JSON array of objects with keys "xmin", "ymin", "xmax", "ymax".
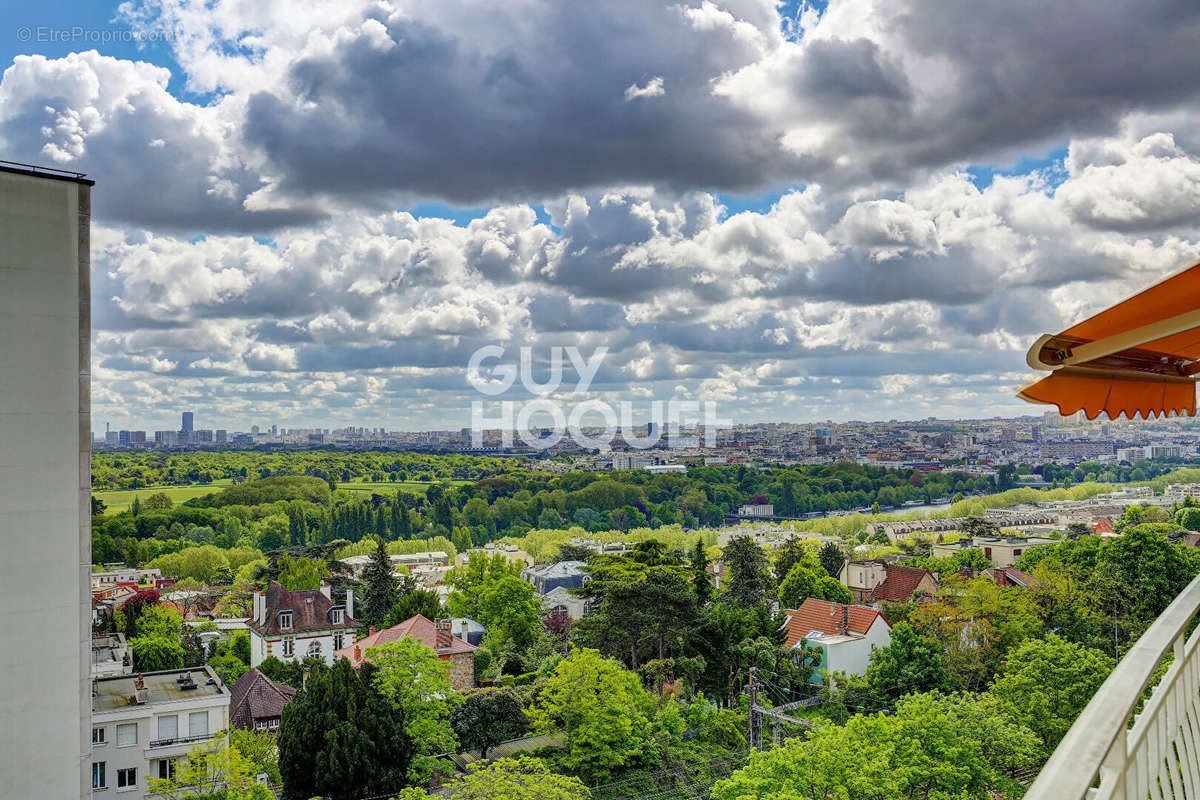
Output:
[
  {"xmin": 338, "ymin": 479, "xmax": 471, "ymax": 496},
  {"xmin": 94, "ymin": 481, "xmax": 233, "ymax": 513},
  {"xmin": 94, "ymin": 477, "xmax": 471, "ymax": 511}
]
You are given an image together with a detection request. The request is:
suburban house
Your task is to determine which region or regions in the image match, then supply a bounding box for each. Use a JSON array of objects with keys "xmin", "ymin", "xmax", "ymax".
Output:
[
  {"xmin": 521, "ymin": 561, "xmax": 588, "ymax": 594},
  {"xmin": 229, "ymin": 668, "xmax": 297, "ymax": 734},
  {"xmin": 841, "ymin": 560, "xmax": 938, "ymax": 605},
  {"xmin": 247, "ymin": 582, "xmax": 358, "ymax": 667},
  {"xmin": 985, "ymin": 565, "xmax": 1037, "ymax": 587},
  {"xmin": 336, "ymin": 615, "xmax": 477, "ymax": 690},
  {"xmin": 540, "ymin": 585, "xmax": 588, "ymax": 621},
  {"xmin": 782, "ymin": 599, "xmax": 893, "ymax": 684},
  {"xmin": 447, "ymin": 617, "xmax": 486, "ymax": 646},
  {"xmin": 91, "ymin": 666, "xmax": 230, "ymax": 800},
  {"xmin": 931, "ymin": 535, "xmax": 1056, "ymax": 568}
]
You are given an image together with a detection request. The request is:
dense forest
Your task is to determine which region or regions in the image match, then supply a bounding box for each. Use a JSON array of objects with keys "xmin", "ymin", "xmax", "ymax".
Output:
[{"xmin": 90, "ymin": 452, "xmax": 1000, "ymax": 568}]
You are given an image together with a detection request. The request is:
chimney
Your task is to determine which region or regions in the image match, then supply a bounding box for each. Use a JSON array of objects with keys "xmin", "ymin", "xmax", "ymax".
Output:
[
  {"xmin": 354, "ymin": 645, "xmax": 361, "ymax": 662},
  {"xmin": 345, "ymin": 588, "xmax": 355, "ymax": 620},
  {"xmin": 319, "ymin": 581, "xmax": 332, "ymax": 600},
  {"xmin": 369, "ymin": 625, "xmax": 376, "ymax": 637},
  {"xmin": 841, "ymin": 604, "xmax": 849, "ymax": 634},
  {"xmin": 435, "ymin": 618, "xmax": 453, "ymax": 650}
]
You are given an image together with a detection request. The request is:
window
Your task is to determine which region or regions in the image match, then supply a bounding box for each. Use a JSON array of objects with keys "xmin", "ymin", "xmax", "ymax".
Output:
[
  {"xmin": 92, "ymin": 762, "xmax": 106, "ymax": 790},
  {"xmin": 117, "ymin": 767, "xmax": 136, "ymax": 789},
  {"xmin": 255, "ymin": 720, "xmax": 268, "ymax": 731},
  {"xmin": 157, "ymin": 715, "xmax": 178, "ymax": 742},
  {"xmin": 188, "ymin": 711, "xmax": 208, "ymax": 738},
  {"xmin": 278, "ymin": 610, "xmax": 293, "ymax": 630},
  {"xmin": 306, "ymin": 640, "xmax": 323, "ymax": 659},
  {"xmin": 268, "ymin": 717, "xmax": 280, "ymax": 729},
  {"xmin": 333, "ymin": 633, "xmax": 344, "ymax": 651},
  {"xmin": 1013, "ymin": 549, "xmax": 1023, "ymax": 557},
  {"xmin": 330, "ymin": 608, "xmax": 344, "ymax": 624},
  {"xmin": 282, "ymin": 637, "xmax": 294, "ymax": 657},
  {"xmin": 156, "ymin": 759, "xmax": 176, "ymax": 781},
  {"xmin": 92, "ymin": 727, "xmax": 106, "ymax": 745},
  {"xmin": 116, "ymin": 723, "xmax": 136, "ymax": 747}
]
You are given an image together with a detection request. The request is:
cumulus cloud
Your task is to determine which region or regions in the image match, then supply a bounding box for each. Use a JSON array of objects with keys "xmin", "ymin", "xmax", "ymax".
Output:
[
  {"xmin": 624, "ymin": 77, "xmax": 665, "ymax": 101},
  {"xmin": 86, "ymin": 149, "xmax": 1200, "ymax": 427},
  {"xmin": 5, "ymin": 0, "xmax": 1200, "ymax": 428},
  {"xmin": 4, "ymin": 1, "xmax": 1200, "ymax": 224}
]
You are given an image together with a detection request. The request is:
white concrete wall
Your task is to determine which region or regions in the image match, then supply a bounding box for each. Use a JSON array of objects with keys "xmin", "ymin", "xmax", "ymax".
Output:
[{"xmin": 0, "ymin": 168, "xmax": 90, "ymax": 798}]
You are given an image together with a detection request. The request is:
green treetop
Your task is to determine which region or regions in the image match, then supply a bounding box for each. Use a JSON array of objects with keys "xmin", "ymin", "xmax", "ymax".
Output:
[{"xmin": 529, "ymin": 648, "xmax": 656, "ymax": 784}]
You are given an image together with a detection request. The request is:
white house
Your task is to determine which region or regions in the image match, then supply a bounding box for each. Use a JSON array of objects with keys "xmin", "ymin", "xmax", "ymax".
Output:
[
  {"xmin": 540, "ymin": 585, "xmax": 588, "ymax": 621},
  {"xmin": 90, "ymin": 666, "xmax": 230, "ymax": 800},
  {"xmin": 781, "ymin": 598, "xmax": 892, "ymax": 684},
  {"xmin": 248, "ymin": 582, "xmax": 359, "ymax": 667}
]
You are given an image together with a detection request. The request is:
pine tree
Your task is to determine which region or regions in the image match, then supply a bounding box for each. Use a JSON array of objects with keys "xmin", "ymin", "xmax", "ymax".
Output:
[
  {"xmin": 818, "ymin": 541, "xmax": 844, "ymax": 578},
  {"xmin": 361, "ymin": 537, "xmax": 399, "ymax": 627},
  {"xmin": 722, "ymin": 535, "xmax": 769, "ymax": 609},
  {"xmin": 130, "ymin": 495, "xmax": 141, "ymax": 517},
  {"xmin": 691, "ymin": 538, "xmax": 713, "ymax": 604},
  {"xmin": 278, "ymin": 660, "xmax": 413, "ymax": 800}
]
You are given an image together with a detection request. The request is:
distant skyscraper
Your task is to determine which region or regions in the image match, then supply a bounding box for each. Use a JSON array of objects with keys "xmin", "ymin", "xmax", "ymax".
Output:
[
  {"xmin": 216, "ymin": 429, "xmax": 227, "ymax": 444},
  {"xmin": 181, "ymin": 411, "xmax": 194, "ymax": 432}
]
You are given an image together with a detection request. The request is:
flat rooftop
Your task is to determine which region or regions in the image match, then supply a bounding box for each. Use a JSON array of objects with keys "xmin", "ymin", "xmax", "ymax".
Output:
[
  {"xmin": 93, "ymin": 668, "xmax": 225, "ymax": 713},
  {"xmin": 91, "ymin": 634, "xmax": 126, "ymax": 666},
  {"xmin": 0, "ymin": 159, "xmax": 94, "ymax": 186}
]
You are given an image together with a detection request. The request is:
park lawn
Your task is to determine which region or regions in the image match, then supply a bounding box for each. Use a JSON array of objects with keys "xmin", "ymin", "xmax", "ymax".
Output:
[
  {"xmin": 94, "ymin": 481, "xmax": 232, "ymax": 513},
  {"xmin": 338, "ymin": 479, "xmax": 470, "ymax": 496}
]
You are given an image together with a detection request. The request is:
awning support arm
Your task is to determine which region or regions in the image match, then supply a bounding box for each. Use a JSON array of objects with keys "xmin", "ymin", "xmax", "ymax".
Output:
[{"xmin": 1059, "ymin": 307, "xmax": 1200, "ymax": 367}]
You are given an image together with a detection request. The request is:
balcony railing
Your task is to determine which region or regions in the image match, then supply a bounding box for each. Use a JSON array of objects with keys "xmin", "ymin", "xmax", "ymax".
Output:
[
  {"xmin": 148, "ymin": 732, "xmax": 215, "ymax": 749},
  {"xmin": 1026, "ymin": 573, "xmax": 1200, "ymax": 799}
]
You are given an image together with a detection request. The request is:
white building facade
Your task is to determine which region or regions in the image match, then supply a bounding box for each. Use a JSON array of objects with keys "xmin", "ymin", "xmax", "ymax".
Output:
[
  {"xmin": 90, "ymin": 667, "xmax": 230, "ymax": 800},
  {"xmin": 0, "ymin": 164, "xmax": 93, "ymax": 798}
]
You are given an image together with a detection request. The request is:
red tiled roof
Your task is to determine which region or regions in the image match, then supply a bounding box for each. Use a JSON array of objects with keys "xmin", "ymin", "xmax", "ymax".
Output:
[
  {"xmin": 336, "ymin": 614, "xmax": 477, "ymax": 667},
  {"xmin": 781, "ymin": 599, "xmax": 888, "ymax": 649},
  {"xmin": 249, "ymin": 582, "xmax": 358, "ymax": 637},
  {"xmin": 872, "ymin": 565, "xmax": 935, "ymax": 603},
  {"xmin": 1093, "ymin": 517, "xmax": 1115, "ymax": 534},
  {"xmin": 229, "ymin": 668, "xmax": 296, "ymax": 730}
]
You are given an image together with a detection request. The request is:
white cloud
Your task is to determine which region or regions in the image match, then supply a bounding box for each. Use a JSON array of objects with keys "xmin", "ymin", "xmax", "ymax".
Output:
[{"xmin": 624, "ymin": 77, "xmax": 665, "ymax": 101}]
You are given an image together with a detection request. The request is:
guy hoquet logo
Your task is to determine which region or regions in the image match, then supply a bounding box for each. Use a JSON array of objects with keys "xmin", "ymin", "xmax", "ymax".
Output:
[{"xmin": 467, "ymin": 345, "xmax": 729, "ymax": 451}]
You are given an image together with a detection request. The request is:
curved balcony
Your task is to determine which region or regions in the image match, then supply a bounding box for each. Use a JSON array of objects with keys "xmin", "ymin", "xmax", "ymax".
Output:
[{"xmin": 1026, "ymin": 573, "xmax": 1200, "ymax": 799}]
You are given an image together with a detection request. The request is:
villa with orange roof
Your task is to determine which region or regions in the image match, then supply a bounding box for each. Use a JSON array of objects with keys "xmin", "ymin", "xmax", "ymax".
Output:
[{"xmin": 782, "ymin": 598, "xmax": 892, "ymax": 683}]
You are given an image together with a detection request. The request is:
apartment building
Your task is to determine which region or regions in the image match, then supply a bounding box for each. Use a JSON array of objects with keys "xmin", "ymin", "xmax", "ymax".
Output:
[
  {"xmin": 90, "ymin": 567, "xmax": 163, "ymax": 591},
  {"xmin": 0, "ymin": 162, "xmax": 93, "ymax": 798},
  {"xmin": 90, "ymin": 667, "xmax": 229, "ymax": 800}
]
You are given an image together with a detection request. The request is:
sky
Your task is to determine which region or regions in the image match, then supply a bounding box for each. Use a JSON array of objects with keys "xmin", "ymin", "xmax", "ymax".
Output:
[{"xmin": 4, "ymin": 0, "xmax": 1200, "ymax": 433}]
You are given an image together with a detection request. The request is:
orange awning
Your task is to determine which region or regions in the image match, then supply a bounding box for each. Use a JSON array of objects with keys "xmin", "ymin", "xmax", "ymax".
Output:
[{"xmin": 1018, "ymin": 260, "xmax": 1200, "ymax": 419}]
